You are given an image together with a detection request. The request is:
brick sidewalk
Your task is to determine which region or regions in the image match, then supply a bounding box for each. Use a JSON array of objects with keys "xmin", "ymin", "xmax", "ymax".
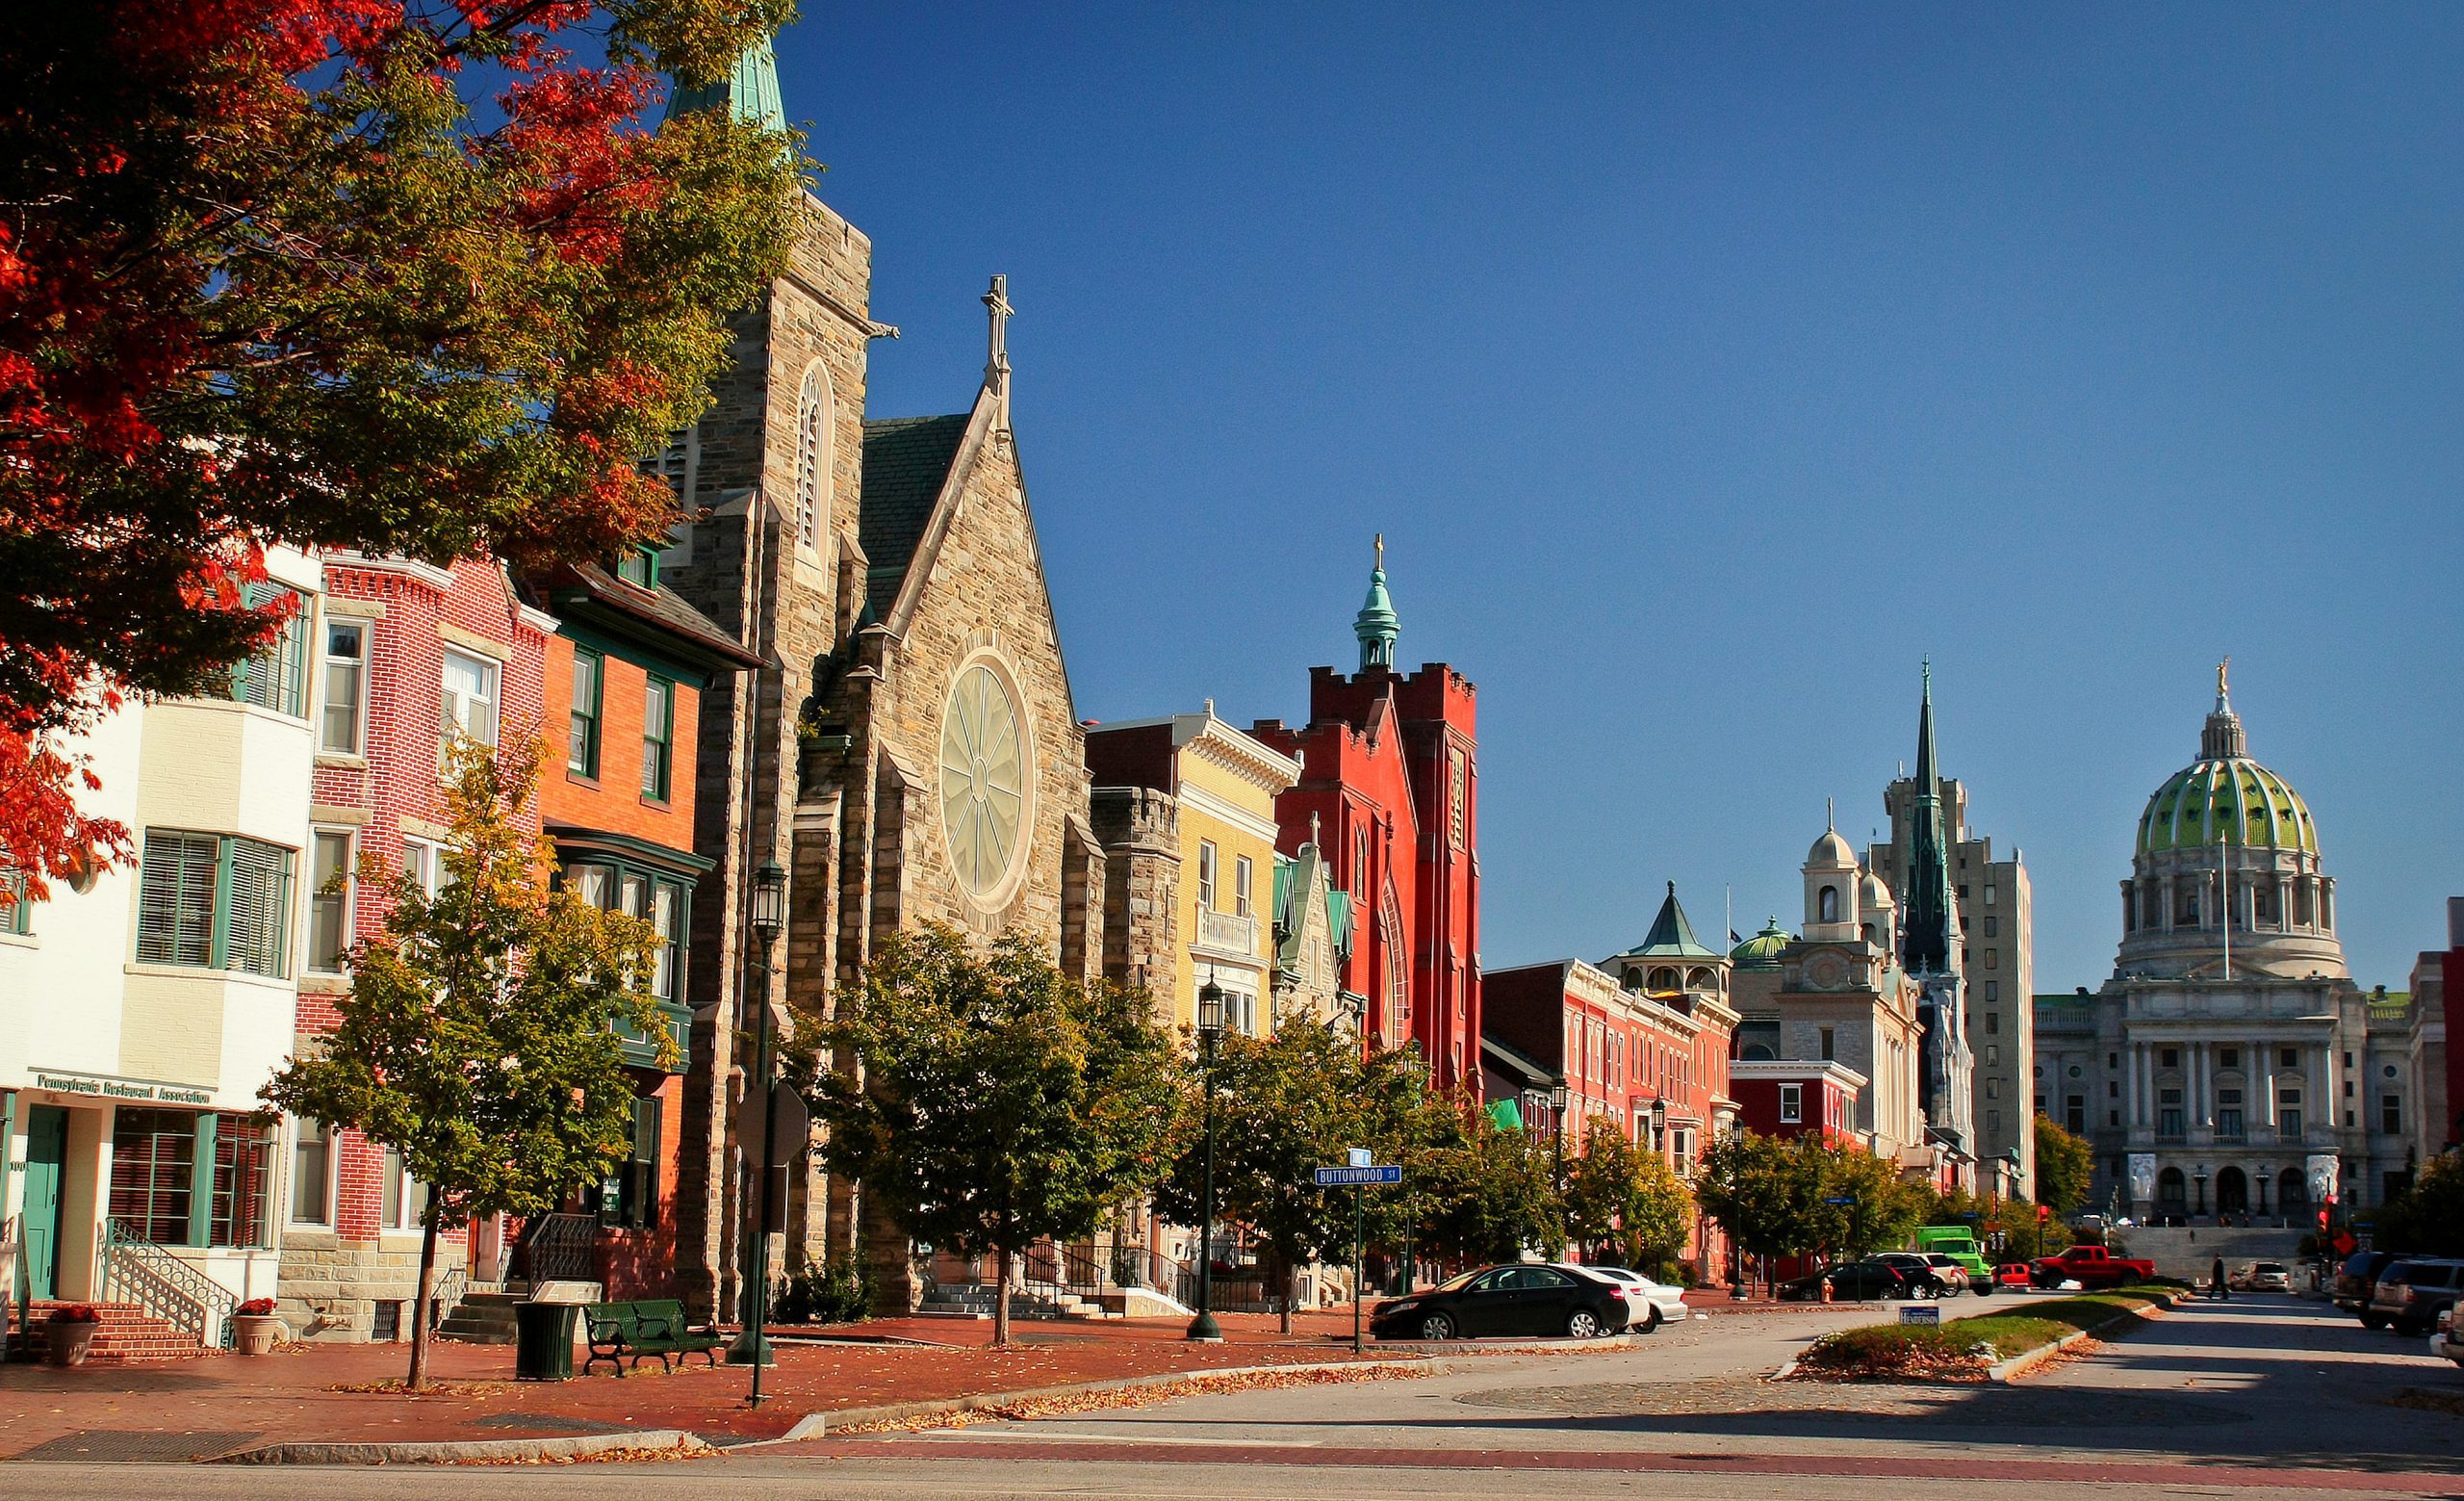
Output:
[{"xmin": 0, "ymin": 1310, "xmax": 1417, "ymax": 1460}]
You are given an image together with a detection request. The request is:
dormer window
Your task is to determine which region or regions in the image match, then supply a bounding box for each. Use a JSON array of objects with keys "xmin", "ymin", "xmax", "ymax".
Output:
[{"xmin": 616, "ymin": 546, "xmax": 656, "ymax": 590}]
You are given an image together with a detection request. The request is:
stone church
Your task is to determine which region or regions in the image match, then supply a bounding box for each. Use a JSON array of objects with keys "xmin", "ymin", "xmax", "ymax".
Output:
[{"xmin": 657, "ymin": 41, "xmax": 1102, "ymax": 1317}]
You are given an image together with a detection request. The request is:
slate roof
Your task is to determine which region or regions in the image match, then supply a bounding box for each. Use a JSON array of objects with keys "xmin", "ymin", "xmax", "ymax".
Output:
[
  {"xmin": 860, "ymin": 414, "xmax": 971, "ymax": 607},
  {"xmin": 1615, "ymin": 881, "xmax": 1723, "ymax": 962},
  {"xmin": 547, "ymin": 562, "xmax": 762, "ymax": 672}
]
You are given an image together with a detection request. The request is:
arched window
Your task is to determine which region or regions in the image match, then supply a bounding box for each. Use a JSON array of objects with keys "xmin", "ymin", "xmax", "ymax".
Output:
[
  {"xmin": 793, "ymin": 362, "xmax": 833, "ymax": 552},
  {"xmin": 1818, "ymin": 885, "xmax": 1839, "ymax": 923},
  {"xmin": 1684, "ymin": 967, "xmax": 1711, "ymax": 991},
  {"xmin": 1648, "ymin": 967, "xmax": 1678, "ymax": 992},
  {"xmin": 1742, "ymin": 1044, "xmax": 1776, "ymax": 1062}
]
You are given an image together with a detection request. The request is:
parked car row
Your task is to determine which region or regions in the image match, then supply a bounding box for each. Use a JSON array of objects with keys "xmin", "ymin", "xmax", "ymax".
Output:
[
  {"xmin": 2335, "ymin": 1250, "xmax": 2464, "ymax": 1337},
  {"xmin": 1367, "ymin": 1262, "xmax": 1686, "ymax": 1341}
]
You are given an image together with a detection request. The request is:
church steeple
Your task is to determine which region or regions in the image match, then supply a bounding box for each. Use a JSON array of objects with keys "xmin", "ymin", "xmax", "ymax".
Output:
[
  {"xmin": 1901, "ymin": 659, "xmax": 1954, "ymax": 973},
  {"xmin": 665, "ymin": 32, "xmax": 787, "ymax": 133},
  {"xmin": 1353, "ymin": 533, "xmax": 1399, "ymax": 671}
]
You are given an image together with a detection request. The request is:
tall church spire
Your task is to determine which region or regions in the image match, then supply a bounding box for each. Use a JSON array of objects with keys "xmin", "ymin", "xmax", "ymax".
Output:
[
  {"xmin": 1902, "ymin": 658, "xmax": 1954, "ymax": 973},
  {"xmin": 1354, "ymin": 532, "xmax": 1399, "ymax": 671},
  {"xmin": 665, "ymin": 32, "xmax": 787, "ymax": 132}
]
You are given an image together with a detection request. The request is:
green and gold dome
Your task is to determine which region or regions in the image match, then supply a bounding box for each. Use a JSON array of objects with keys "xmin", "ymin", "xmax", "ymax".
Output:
[
  {"xmin": 2134, "ymin": 669, "xmax": 2318, "ymax": 855},
  {"xmin": 1731, "ymin": 917, "xmax": 1794, "ymax": 968},
  {"xmin": 2136, "ymin": 759, "xmax": 2316, "ymax": 854}
]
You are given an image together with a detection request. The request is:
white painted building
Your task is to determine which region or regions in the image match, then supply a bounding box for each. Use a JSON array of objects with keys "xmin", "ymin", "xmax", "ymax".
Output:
[{"xmin": 2, "ymin": 548, "xmax": 323, "ymax": 1334}]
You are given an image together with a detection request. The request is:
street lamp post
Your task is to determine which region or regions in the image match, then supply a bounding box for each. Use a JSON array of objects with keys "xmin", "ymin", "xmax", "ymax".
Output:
[
  {"xmin": 1188, "ymin": 979, "xmax": 1226, "ymax": 1342},
  {"xmin": 2194, "ymin": 1166, "xmax": 2211, "ymax": 1220},
  {"xmin": 1649, "ymin": 1095, "xmax": 1669, "ymax": 1155},
  {"xmin": 734, "ymin": 859, "xmax": 787, "ymax": 1405},
  {"xmin": 1549, "ymin": 1080, "xmax": 1570, "ymax": 1255}
]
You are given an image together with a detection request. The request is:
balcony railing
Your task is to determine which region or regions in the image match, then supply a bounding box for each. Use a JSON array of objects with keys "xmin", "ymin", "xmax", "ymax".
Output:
[
  {"xmin": 1197, "ymin": 909, "xmax": 1256, "ymax": 957},
  {"xmin": 616, "ymin": 999, "xmax": 694, "ymax": 1071}
]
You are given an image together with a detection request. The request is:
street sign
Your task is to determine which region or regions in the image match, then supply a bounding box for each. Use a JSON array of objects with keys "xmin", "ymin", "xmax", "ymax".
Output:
[
  {"xmin": 1899, "ymin": 1305, "xmax": 1940, "ymax": 1327},
  {"xmin": 1316, "ymin": 1165, "xmax": 1402, "ymax": 1186},
  {"xmin": 1823, "ymin": 1196, "xmax": 1856, "ymax": 1205},
  {"xmin": 1348, "ymin": 1147, "xmax": 1373, "ymax": 1168},
  {"xmin": 2330, "ymin": 1230, "xmax": 2357, "ymax": 1257}
]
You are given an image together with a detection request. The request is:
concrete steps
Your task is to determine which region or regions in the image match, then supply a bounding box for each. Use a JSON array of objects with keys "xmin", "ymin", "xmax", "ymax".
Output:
[
  {"xmin": 7, "ymin": 1301, "xmax": 207, "ymax": 1362},
  {"xmin": 434, "ymin": 1281, "xmax": 604, "ymax": 1345}
]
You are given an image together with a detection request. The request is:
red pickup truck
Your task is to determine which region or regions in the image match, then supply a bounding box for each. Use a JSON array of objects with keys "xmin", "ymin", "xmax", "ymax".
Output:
[{"xmin": 2031, "ymin": 1244, "xmax": 2158, "ymax": 1288}]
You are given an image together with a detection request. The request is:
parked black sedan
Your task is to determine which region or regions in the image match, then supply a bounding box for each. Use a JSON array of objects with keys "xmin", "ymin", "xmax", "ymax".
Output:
[
  {"xmin": 1370, "ymin": 1263, "xmax": 1631, "ymax": 1340},
  {"xmin": 1776, "ymin": 1259, "xmax": 1940, "ymax": 1302}
]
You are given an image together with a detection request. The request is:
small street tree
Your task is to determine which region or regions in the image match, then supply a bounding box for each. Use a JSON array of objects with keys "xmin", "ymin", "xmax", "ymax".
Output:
[
  {"xmin": 807, "ymin": 925, "xmax": 1181, "ymax": 1347},
  {"xmin": 1695, "ymin": 1129, "xmax": 1820, "ymax": 1291},
  {"xmin": 1417, "ymin": 1102, "xmax": 1563, "ymax": 1267},
  {"xmin": 261, "ymin": 737, "xmax": 664, "ymax": 1390},
  {"xmin": 1809, "ymin": 1140, "xmax": 1926, "ymax": 1259},
  {"xmin": 1153, "ymin": 1019, "xmax": 1410, "ymax": 1333},
  {"xmin": 1562, "ymin": 1118, "xmax": 1692, "ymax": 1276},
  {"xmin": 2374, "ymin": 1154, "xmax": 2464, "ymax": 1255},
  {"xmin": 2034, "ymin": 1116, "xmax": 2095, "ymax": 1215}
]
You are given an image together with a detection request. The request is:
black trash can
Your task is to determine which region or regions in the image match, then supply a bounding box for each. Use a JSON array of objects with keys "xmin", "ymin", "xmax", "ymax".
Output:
[{"xmin": 513, "ymin": 1300, "xmax": 579, "ymax": 1381}]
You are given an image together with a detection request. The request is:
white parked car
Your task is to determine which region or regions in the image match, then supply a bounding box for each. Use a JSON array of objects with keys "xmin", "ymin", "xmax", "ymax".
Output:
[
  {"xmin": 1570, "ymin": 1265, "xmax": 1688, "ymax": 1333},
  {"xmin": 2433, "ymin": 1307, "xmax": 2464, "ymax": 1367}
]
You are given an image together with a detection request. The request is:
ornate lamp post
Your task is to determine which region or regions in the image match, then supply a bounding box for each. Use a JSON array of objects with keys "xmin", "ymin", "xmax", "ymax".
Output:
[
  {"xmin": 1187, "ymin": 978, "xmax": 1226, "ymax": 1342},
  {"xmin": 2193, "ymin": 1165, "xmax": 2211, "ymax": 1220},
  {"xmin": 1549, "ymin": 1079, "xmax": 1571, "ymax": 1255},
  {"xmin": 734, "ymin": 859, "xmax": 787, "ymax": 1404},
  {"xmin": 1649, "ymin": 1095, "xmax": 1670, "ymax": 1155}
]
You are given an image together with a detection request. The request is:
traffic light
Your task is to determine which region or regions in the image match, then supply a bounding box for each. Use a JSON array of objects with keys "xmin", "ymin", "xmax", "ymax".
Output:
[{"xmin": 2317, "ymin": 1207, "xmax": 2329, "ymax": 1230}]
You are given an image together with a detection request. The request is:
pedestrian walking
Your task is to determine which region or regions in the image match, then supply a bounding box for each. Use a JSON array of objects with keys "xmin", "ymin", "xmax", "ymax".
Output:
[{"xmin": 2211, "ymin": 1255, "xmax": 2230, "ymax": 1301}]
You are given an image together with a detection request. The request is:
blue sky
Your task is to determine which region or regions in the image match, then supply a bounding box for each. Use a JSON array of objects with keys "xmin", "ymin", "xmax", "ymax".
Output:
[{"xmin": 775, "ymin": 3, "xmax": 2461, "ymax": 992}]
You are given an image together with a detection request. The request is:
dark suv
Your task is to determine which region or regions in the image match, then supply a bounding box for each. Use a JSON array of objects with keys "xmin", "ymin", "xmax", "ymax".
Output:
[
  {"xmin": 2335, "ymin": 1251, "xmax": 2399, "ymax": 1316},
  {"xmin": 2366, "ymin": 1259, "xmax": 2464, "ymax": 1335}
]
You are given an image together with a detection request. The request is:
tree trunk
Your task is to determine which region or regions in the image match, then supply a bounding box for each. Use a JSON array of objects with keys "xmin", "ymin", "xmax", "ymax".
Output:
[
  {"xmin": 1277, "ymin": 1252, "xmax": 1293, "ymax": 1335},
  {"xmin": 992, "ymin": 1246, "xmax": 1014, "ymax": 1349},
  {"xmin": 407, "ymin": 1211, "xmax": 441, "ymax": 1391}
]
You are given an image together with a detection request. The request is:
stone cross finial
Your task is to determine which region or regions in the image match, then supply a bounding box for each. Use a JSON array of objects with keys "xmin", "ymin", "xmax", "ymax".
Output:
[{"xmin": 983, "ymin": 274, "xmax": 1013, "ymax": 394}]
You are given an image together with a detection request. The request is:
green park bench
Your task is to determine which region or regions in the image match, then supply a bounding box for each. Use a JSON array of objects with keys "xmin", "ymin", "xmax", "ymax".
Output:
[{"xmin": 580, "ymin": 1299, "xmax": 727, "ymax": 1376}]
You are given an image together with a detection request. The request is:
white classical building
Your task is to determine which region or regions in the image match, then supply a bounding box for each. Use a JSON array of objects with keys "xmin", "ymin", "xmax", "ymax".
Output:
[
  {"xmin": 2, "ymin": 548, "xmax": 324, "ymax": 1333},
  {"xmin": 2042, "ymin": 669, "xmax": 2417, "ymax": 1226}
]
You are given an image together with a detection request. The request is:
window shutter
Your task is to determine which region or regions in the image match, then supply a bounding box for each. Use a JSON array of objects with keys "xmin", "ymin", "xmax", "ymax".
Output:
[
  {"xmin": 138, "ymin": 833, "xmax": 218, "ymax": 966},
  {"xmin": 223, "ymin": 838, "xmax": 293, "ymax": 976}
]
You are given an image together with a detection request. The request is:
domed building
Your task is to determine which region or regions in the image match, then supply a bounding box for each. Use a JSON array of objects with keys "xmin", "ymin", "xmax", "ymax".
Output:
[{"xmin": 2038, "ymin": 667, "xmax": 2418, "ymax": 1227}]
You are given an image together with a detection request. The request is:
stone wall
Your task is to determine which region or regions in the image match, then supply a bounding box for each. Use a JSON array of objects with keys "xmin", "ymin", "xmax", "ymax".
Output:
[
  {"xmin": 1091, "ymin": 785, "xmax": 1181, "ymax": 1013},
  {"xmin": 275, "ymin": 1232, "xmax": 464, "ymax": 1343}
]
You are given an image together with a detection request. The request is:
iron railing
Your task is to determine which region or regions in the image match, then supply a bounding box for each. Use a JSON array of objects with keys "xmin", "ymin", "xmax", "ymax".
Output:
[
  {"xmin": 99, "ymin": 1219, "xmax": 234, "ymax": 1349},
  {"xmin": 521, "ymin": 1213, "xmax": 598, "ymax": 1284},
  {"xmin": 426, "ymin": 1263, "xmax": 469, "ymax": 1333}
]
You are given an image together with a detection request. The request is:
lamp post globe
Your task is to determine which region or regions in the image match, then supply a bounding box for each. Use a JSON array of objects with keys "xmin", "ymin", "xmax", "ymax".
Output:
[
  {"xmin": 1188, "ymin": 978, "xmax": 1226, "ymax": 1342},
  {"xmin": 1649, "ymin": 1095, "xmax": 1669, "ymax": 1152}
]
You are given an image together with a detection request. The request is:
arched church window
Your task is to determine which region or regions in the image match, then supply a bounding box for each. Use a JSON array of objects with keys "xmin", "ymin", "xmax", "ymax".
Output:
[
  {"xmin": 793, "ymin": 362, "xmax": 833, "ymax": 552},
  {"xmin": 1818, "ymin": 885, "xmax": 1839, "ymax": 923}
]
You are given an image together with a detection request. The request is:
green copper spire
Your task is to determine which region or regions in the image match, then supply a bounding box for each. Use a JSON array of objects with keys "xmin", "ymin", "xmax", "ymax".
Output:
[
  {"xmin": 666, "ymin": 32, "xmax": 786, "ymax": 133},
  {"xmin": 1902, "ymin": 658, "xmax": 1954, "ymax": 973},
  {"xmin": 1354, "ymin": 532, "xmax": 1399, "ymax": 671}
]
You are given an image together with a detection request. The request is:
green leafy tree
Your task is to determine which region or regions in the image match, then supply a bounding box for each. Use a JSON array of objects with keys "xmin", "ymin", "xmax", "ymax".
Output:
[
  {"xmin": 1563, "ymin": 1117, "xmax": 1692, "ymax": 1275},
  {"xmin": 1417, "ymin": 1102, "xmax": 1564, "ymax": 1267},
  {"xmin": 2034, "ymin": 1116, "xmax": 2095, "ymax": 1215},
  {"xmin": 2374, "ymin": 1154, "xmax": 2464, "ymax": 1255},
  {"xmin": 1153, "ymin": 1021, "xmax": 1431, "ymax": 1333},
  {"xmin": 806, "ymin": 926, "xmax": 1181, "ymax": 1347},
  {"xmin": 262, "ymin": 737, "xmax": 664, "ymax": 1390},
  {"xmin": 1809, "ymin": 1140, "xmax": 1927, "ymax": 1258},
  {"xmin": 1696, "ymin": 1129, "xmax": 1822, "ymax": 1289}
]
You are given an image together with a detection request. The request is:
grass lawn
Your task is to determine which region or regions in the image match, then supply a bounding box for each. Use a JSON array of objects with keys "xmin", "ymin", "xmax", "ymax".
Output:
[{"xmin": 1793, "ymin": 1284, "xmax": 2178, "ymax": 1378}]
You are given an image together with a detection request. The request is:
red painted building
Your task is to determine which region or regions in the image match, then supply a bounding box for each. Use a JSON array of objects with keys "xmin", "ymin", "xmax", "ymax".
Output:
[
  {"xmin": 283, "ymin": 554, "xmax": 554, "ymax": 1338},
  {"xmin": 1248, "ymin": 545, "xmax": 1481, "ymax": 1092},
  {"xmin": 1729, "ymin": 1060, "xmax": 1866, "ymax": 1147}
]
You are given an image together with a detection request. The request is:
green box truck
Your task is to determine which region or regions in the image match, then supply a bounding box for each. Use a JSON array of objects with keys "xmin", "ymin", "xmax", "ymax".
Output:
[{"xmin": 1912, "ymin": 1226, "xmax": 1994, "ymax": 1292}]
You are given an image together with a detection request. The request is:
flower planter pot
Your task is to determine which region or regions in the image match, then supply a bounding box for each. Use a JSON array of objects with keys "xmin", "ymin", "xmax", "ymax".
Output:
[
  {"xmin": 233, "ymin": 1314, "xmax": 283, "ymax": 1356},
  {"xmin": 46, "ymin": 1322, "xmax": 99, "ymax": 1367}
]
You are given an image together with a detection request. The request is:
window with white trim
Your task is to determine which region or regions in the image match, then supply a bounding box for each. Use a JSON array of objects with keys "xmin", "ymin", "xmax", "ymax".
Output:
[
  {"xmin": 440, "ymin": 647, "xmax": 500, "ymax": 763},
  {"xmin": 1779, "ymin": 1083, "xmax": 1803, "ymax": 1124},
  {"xmin": 290, "ymin": 1119, "xmax": 332, "ymax": 1225},
  {"xmin": 136, "ymin": 830, "xmax": 295, "ymax": 977},
  {"xmin": 320, "ymin": 616, "xmax": 367, "ymax": 753},
  {"xmin": 308, "ymin": 828, "xmax": 354, "ymax": 974},
  {"xmin": 793, "ymin": 364, "xmax": 831, "ymax": 551}
]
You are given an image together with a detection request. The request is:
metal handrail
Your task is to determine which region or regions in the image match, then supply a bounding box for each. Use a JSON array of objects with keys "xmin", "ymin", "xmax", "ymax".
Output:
[
  {"xmin": 100, "ymin": 1220, "xmax": 235, "ymax": 1349},
  {"xmin": 521, "ymin": 1213, "xmax": 597, "ymax": 1284},
  {"xmin": 427, "ymin": 1263, "xmax": 469, "ymax": 1333}
]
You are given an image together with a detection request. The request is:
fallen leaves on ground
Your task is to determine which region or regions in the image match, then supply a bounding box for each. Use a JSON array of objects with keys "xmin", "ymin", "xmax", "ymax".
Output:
[
  {"xmin": 330, "ymin": 1380, "xmax": 514, "ymax": 1397},
  {"xmin": 454, "ymin": 1440, "xmax": 719, "ymax": 1465}
]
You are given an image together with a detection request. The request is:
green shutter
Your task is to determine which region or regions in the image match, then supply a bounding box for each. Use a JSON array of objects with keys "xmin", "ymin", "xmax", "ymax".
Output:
[
  {"xmin": 137, "ymin": 832, "xmax": 219, "ymax": 966},
  {"xmin": 222, "ymin": 838, "xmax": 294, "ymax": 977}
]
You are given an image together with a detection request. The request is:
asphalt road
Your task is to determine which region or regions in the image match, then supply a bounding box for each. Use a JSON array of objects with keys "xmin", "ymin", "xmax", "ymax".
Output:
[{"xmin": 8, "ymin": 1293, "xmax": 2462, "ymax": 1499}]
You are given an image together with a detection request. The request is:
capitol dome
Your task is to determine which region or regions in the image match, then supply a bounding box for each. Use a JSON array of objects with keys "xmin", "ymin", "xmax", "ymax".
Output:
[
  {"xmin": 1732, "ymin": 917, "xmax": 1793, "ymax": 968},
  {"xmin": 2138, "ymin": 760, "xmax": 2316, "ymax": 854},
  {"xmin": 2112, "ymin": 669, "xmax": 2345, "ymax": 981}
]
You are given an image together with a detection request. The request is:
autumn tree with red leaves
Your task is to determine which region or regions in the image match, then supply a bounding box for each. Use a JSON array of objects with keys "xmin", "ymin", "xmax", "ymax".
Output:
[{"xmin": 0, "ymin": 0, "xmax": 799, "ymax": 897}]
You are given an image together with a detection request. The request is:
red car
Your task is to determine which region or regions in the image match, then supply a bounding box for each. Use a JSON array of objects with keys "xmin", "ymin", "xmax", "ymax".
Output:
[{"xmin": 1992, "ymin": 1262, "xmax": 2035, "ymax": 1289}]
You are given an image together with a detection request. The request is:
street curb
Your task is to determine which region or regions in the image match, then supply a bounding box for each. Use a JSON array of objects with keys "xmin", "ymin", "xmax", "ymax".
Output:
[
  {"xmin": 1987, "ymin": 1290, "xmax": 2182, "ymax": 1384},
  {"xmin": 216, "ymin": 1428, "xmax": 705, "ymax": 1465},
  {"xmin": 772, "ymin": 1355, "xmax": 1487, "ymax": 1439}
]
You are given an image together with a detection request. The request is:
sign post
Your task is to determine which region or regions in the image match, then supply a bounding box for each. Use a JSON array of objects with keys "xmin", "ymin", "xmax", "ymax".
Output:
[{"xmin": 1315, "ymin": 1159, "xmax": 1403, "ymax": 1355}]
